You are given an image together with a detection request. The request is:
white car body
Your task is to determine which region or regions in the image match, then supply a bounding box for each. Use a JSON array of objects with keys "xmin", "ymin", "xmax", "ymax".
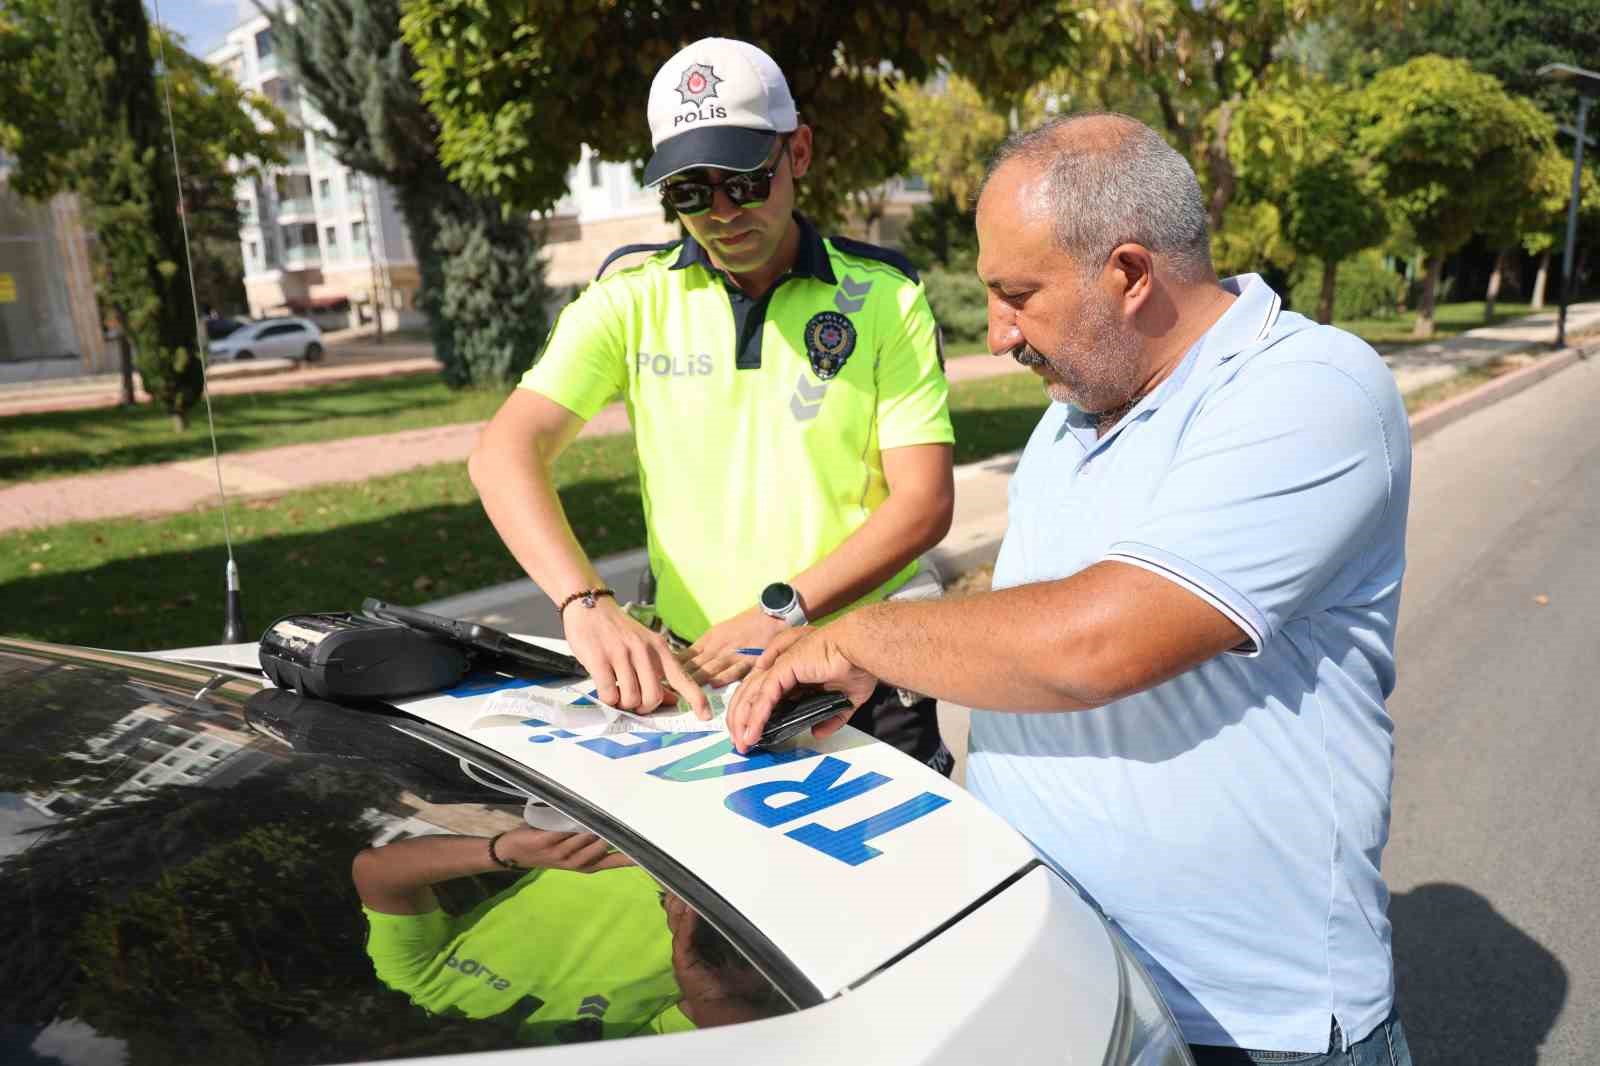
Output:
[
  {"xmin": 206, "ymin": 316, "xmax": 324, "ymax": 362},
  {"xmin": 141, "ymin": 637, "xmax": 1194, "ymax": 1066}
]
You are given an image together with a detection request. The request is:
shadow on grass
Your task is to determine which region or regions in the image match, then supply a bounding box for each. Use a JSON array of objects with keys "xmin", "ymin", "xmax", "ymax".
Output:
[
  {"xmin": 2, "ymin": 474, "xmax": 647, "ymax": 651},
  {"xmin": 950, "ymin": 399, "xmax": 1049, "ymax": 465}
]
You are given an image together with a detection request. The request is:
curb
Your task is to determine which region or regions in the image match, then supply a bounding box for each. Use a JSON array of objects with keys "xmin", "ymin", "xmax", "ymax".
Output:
[{"xmin": 1408, "ymin": 345, "xmax": 1588, "ymax": 445}]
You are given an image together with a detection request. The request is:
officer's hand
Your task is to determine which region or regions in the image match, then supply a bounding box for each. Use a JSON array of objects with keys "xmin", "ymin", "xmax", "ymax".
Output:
[
  {"xmin": 725, "ymin": 626, "xmax": 879, "ymax": 753},
  {"xmin": 494, "ymin": 828, "xmax": 633, "ymax": 873},
  {"xmin": 562, "ymin": 597, "xmax": 709, "ymax": 717},
  {"xmin": 682, "ymin": 607, "xmax": 791, "ymax": 689}
]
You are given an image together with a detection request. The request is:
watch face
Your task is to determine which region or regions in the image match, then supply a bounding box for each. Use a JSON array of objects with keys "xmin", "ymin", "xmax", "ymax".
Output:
[{"xmin": 760, "ymin": 582, "xmax": 794, "ymax": 613}]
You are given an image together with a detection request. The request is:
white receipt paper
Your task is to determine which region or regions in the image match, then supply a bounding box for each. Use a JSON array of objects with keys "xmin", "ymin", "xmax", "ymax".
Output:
[{"xmin": 471, "ymin": 681, "xmax": 736, "ymax": 736}]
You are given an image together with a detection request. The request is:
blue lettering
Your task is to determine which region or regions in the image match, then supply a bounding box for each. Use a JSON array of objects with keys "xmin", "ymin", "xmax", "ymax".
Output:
[
  {"xmin": 787, "ymin": 791, "xmax": 951, "ymax": 866},
  {"xmin": 648, "ymin": 737, "xmax": 820, "ymax": 783},
  {"xmin": 724, "ymin": 756, "xmax": 890, "ymax": 827},
  {"xmin": 578, "ymin": 730, "xmax": 714, "ymax": 760}
]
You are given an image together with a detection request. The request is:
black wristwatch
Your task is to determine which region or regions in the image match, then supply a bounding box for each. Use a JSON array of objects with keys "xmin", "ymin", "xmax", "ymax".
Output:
[{"xmin": 759, "ymin": 582, "xmax": 808, "ymax": 627}]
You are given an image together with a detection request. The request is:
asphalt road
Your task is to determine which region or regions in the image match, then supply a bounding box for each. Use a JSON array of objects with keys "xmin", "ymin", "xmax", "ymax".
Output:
[{"xmin": 1383, "ymin": 355, "xmax": 1600, "ymax": 1065}]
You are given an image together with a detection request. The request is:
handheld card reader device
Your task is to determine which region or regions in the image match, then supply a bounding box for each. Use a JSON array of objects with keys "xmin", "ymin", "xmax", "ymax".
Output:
[{"xmin": 755, "ymin": 687, "xmax": 855, "ymax": 749}]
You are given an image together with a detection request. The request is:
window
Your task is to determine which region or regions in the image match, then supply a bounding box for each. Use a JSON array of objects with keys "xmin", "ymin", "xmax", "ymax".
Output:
[
  {"xmin": 346, "ymin": 171, "xmax": 361, "ymax": 192},
  {"xmin": 351, "ymin": 220, "xmax": 366, "ymax": 250},
  {"xmin": 588, "ymin": 154, "xmax": 602, "ymax": 188},
  {"xmin": 247, "ymin": 240, "xmax": 258, "ymax": 267},
  {"xmin": 254, "ymin": 28, "xmax": 274, "ymax": 60},
  {"xmin": 324, "ymin": 225, "xmax": 339, "ymax": 259},
  {"xmin": 236, "ymin": 199, "xmax": 252, "ymax": 222},
  {"xmin": 318, "ymin": 177, "xmax": 331, "ymax": 202}
]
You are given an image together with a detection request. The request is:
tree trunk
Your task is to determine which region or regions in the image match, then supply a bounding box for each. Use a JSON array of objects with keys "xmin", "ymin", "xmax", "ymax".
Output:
[
  {"xmin": 1205, "ymin": 99, "xmax": 1238, "ymax": 231},
  {"xmin": 1531, "ymin": 249, "xmax": 1550, "ymax": 310},
  {"xmin": 1485, "ymin": 250, "xmax": 1506, "ymax": 322},
  {"xmin": 1412, "ymin": 256, "xmax": 1443, "ymax": 339},
  {"xmin": 1317, "ymin": 259, "xmax": 1339, "ymax": 325},
  {"xmin": 116, "ymin": 318, "xmax": 135, "ymax": 407}
]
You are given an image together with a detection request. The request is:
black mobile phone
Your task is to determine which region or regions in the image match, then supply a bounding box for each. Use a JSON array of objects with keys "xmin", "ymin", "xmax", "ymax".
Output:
[
  {"xmin": 361, "ymin": 598, "xmax": 583, "ymax": 679},
  {"xmin": 756, "ymin": 687, "xmax": 855, "ymax": 748}
]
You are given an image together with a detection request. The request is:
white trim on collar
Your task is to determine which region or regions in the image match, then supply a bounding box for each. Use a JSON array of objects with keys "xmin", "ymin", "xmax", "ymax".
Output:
[{"xmin": 1203, "ymin": 274, "xmax": 1285, "ymax": 366}]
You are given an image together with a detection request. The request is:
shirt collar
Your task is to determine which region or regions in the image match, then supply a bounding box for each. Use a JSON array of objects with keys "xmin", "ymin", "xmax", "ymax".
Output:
[
  {"xmin": 1194, "ymin": 274, "xmax": 1283, "ymax": 370},
  {"xmin": 1061, "ymin": 275, "xmax": 1280, "ymax": 446},
  {"xmin": 671, "ymin": 212, "xmax": 837, "ymax": 286}
]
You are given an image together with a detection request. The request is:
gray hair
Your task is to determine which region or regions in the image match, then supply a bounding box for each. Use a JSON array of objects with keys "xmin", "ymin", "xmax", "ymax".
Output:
[{"xmin": 982, "ymin": 112, "xmax": 1214, "ymax": 283}]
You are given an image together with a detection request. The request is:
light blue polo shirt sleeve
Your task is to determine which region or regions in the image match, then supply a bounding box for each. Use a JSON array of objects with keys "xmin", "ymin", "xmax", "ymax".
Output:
[{"xmin": 1104, "ymin": 359, "xmax": 1399, "ymax": 654}]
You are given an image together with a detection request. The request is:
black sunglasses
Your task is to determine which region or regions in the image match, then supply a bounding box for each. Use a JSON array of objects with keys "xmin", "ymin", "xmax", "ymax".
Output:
[{"xmin": 660, "ymin": 138, "xmax": 790, "ymax": 216}]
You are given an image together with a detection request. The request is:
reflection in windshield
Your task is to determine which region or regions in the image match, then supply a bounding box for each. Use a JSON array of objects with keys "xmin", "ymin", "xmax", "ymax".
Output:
[
  {"xmin": 0, "ymin": 648, "xmax": 790, "ymax": 1064},
  {"xmin": 354, "ymin": 829, "xmax": 789, "ymax": 1044}
]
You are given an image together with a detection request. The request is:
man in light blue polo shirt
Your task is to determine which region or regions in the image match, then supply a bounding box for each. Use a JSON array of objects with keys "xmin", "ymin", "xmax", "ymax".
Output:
[{"xmin": 728, "ymin": 112, "xmax": 1415, "ymax": 1064}]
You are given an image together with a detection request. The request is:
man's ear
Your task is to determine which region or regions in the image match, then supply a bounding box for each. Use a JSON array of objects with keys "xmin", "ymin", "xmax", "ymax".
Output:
[
  {"xmin": 787, "ymin": 125, "xmax": 814, "ymax": 181},
  {"xmin": 1107, "ymin": 243, "xmax": 1155, "ymax": 314}
]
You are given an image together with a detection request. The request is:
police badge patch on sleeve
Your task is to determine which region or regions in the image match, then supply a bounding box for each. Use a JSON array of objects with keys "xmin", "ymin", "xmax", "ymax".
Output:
[{"xmin": 803, "ymin": 311, "xmax": 857, "ymax": 381}]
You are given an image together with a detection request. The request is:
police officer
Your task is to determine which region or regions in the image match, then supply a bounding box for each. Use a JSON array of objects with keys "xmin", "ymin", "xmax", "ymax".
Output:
[{"xmin": 469, "ymin": 37, "xmax": 956, "ymax": 771}]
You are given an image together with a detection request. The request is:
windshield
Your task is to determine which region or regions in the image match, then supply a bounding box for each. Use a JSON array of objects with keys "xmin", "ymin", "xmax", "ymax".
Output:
[{"xmin": 0, "ymin": 642, "xmax": 792, "ymax": 1065}]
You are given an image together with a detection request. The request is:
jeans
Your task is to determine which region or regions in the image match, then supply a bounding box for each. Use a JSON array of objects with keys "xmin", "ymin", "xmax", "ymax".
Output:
[{"xmin": 1189, "ymin": 1010, "xmax": 1414, "ymax": 1066}]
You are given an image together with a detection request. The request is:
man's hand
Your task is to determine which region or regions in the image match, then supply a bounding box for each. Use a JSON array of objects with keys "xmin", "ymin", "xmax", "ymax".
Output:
[
  {"xmin": 682, "ymin": 606, "xmax": 791, "ymax": 688},
  {"xmin": 563, "ymin": 597, "xmax": 710, "ymax": 718},
  {"xmin": 662, "ymin": 892, "xmax": 775, "ymax": 1028},
  {"xmin": 494, "ymin": 827, "xmax": 632, "ymax": 873},
  {"xmin": 724, "ymin": 625, "xmax": 880, "ymax": 753}
]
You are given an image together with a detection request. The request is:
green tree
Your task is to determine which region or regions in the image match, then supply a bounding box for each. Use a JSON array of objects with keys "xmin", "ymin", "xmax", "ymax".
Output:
[
  {"xmin": 1350, "ymin": 0, "xmax": 1600, "ymax": 119},
  {"xmin": 268, "ymin": 0, "xmax": 552, "ymax": 388},
  {"xmin": 1228, "ymin": 84, "xmax": 1389, "ymax": 323},
  {"xmin": 159, "ymin": 32, "xmax": 292, "ymax": 316},
  {"xmin": 1060, "ymin": 0, "xmax": 1407, "ymax": 227},
  {"xmin": 1519, "ymin": 149, "xmax": 1600, "ymax": 310},
  {"xmin": 399, "ymin": 1, "xmax": 1079, "ymax": 226},
  {"xmin": 1354, "ymin": 56, "xmax": 1554, "ymax": 337},
  {"xmin": 0, "ymin": 4, "xmax": 286, "ymax": 421}
]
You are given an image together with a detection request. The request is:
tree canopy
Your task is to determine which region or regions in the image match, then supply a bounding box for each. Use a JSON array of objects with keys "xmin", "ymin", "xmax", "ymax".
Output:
[
  {"xmin": 1355, "ymin": 55, "xmax": 1554, "ymax": 334},
  {"xmin": 399, "ymin": 0, "xmax": 1082, "ymax": 226}
]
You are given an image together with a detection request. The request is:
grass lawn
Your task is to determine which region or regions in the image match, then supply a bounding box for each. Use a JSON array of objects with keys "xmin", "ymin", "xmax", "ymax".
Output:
[
  {"xmin": 1, "ymin": 372, "xmax": 1052, "ymax": 651},
  {"xmin": 2, "ymin": 374, "xmax": 508, "ymax": 485},
  {"xmin": 1336, "ymin": 300, "xmax": 1535, "ymax": 348}
]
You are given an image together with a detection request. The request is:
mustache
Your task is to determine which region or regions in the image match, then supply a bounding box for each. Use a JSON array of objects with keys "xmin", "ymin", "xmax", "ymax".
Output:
[{"xmin": 1008, "ymin": 342, "xmax": 1048, "ymax": 368}]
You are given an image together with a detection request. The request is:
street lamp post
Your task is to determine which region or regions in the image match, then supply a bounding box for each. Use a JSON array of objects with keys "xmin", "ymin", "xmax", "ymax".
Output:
[{"xmin": 1538, "ymin": 63, "xmax": 1600, "ymax": 350}]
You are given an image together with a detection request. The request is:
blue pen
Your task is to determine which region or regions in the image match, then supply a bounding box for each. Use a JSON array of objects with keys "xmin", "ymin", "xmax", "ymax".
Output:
[{"xmin": 737, "ymin": 647, "xmax": 765, "ymax": 656}]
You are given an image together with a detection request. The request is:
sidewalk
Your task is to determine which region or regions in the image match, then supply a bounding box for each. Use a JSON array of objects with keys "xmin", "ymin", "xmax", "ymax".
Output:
[{"xmin": 3, "ymin": 302, "xmax": 1597, "ymax": 539}]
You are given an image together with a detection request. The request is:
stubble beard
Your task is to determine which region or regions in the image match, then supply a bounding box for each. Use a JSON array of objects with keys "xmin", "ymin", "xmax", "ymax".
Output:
[{"xmin": 1012, "ymin": 287, "xmax": 1144, "ymax": 412}]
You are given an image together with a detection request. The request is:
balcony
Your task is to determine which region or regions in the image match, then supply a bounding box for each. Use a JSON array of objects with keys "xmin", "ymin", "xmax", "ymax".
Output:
[
  {"xmin": 277, "ymin": 198, "xmax": 317, "ymax": 222},
  {"xmin": 282, "ymin": 246, "xmax": 322, "ymax": 269}
]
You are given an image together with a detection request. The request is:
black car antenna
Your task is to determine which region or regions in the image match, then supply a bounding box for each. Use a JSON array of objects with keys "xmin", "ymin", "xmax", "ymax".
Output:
[{"xmin": 152, "ymin": 0, "xmax": 246, "ymax": 643}]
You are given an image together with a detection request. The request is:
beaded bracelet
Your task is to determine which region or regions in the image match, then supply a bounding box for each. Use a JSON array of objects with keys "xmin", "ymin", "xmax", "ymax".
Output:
[
  {"xmin": 556, "ymin": 587, "xmax": 616, "ymax": 615},
  {"xmin": 487, "ymin": 831, "xmax": 520, "ymax": 870}
]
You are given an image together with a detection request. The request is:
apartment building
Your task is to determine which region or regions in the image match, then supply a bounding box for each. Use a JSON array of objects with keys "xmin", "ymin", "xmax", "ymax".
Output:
[{"xmin": 207, "ymin": 12, "xmax": 423, "ymax": 329}]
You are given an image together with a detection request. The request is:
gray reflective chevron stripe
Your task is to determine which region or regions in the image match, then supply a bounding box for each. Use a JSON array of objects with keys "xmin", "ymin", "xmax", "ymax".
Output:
[
  {"xmin": 790, "ymin": 373, "xmax": 828, "ymax": 421},
  {"xmin": 834, "ymin": 275, "xmax": 872, "ymax": 314}
]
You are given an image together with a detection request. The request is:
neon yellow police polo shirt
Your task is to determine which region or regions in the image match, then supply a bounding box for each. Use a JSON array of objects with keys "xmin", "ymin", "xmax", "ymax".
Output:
[
  {"xmin": 363, "ymin": 865, "xmax": 685, "ymax": 1044},
  {"xmin": 520, "ymin": 214, "xmax": 954, "ymax": 641}
]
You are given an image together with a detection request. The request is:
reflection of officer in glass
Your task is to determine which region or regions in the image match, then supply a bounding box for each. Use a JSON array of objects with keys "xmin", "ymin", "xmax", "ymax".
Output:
[{"xmin": 353, "ymin": 828, "xmax": 785, "ymax": 1042}]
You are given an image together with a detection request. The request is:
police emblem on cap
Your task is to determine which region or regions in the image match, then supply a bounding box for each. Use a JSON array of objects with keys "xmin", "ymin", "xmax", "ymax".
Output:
[
  {"xmin": 676, "ymin": 63, "xmax": 723, "ymax": 107},
  {"xmin": 803, "ymin": 311, "xmax": 857, "ymax": 381}
]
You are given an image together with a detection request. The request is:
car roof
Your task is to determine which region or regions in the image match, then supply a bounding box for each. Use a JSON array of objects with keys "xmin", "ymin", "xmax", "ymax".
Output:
[{"xmin": 155, "ymin": 637, "xmax": 1041, "ymax": 1000}]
